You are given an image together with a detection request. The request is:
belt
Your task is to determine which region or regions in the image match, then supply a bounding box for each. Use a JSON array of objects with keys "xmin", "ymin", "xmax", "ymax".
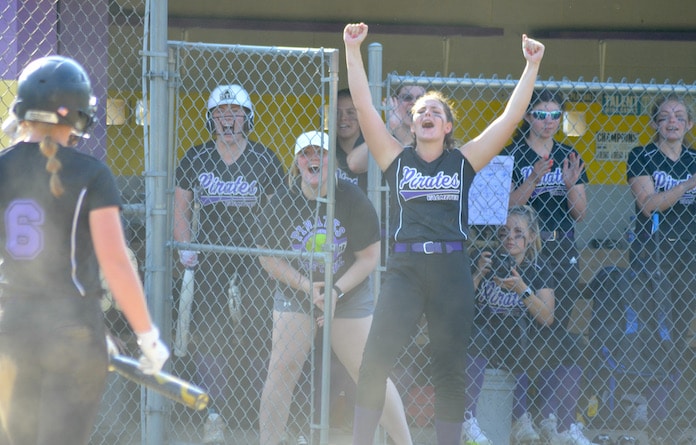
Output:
[
  {"xmin": 540, "ymin": 230, "xmax": 574, "ymax": 242},
  {"xmin": 392, "ymin": 241, "xmax": 465, "ymax": 254}
]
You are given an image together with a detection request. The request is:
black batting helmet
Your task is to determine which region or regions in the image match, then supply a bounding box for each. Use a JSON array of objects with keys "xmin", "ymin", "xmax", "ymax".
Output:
[{"xmin": 13, "ymin": 55, "xmax": 97, "ymax": 138}]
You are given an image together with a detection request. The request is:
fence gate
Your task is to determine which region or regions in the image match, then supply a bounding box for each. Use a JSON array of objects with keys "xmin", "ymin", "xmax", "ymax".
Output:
[{"xmin": 166, "ymin": 41, "xmax": 339, "ymax": 445}]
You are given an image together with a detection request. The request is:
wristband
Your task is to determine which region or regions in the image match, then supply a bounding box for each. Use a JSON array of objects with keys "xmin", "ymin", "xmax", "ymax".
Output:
[
  {"xmin": 333, "ymin": 284, "xmax": 345, "ymax": 300},
  {"xmin": 520, "ymin": 287, "xmax": 533, "ymax": 301}
]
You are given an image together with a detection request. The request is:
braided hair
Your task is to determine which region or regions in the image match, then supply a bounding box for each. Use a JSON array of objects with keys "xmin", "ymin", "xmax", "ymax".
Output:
[{"xmin": 39, "ymin": 135, "xmax": 64, "ymax": 197}]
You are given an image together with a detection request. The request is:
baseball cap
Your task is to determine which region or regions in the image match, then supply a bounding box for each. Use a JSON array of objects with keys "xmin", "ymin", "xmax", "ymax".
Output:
[{"xmin": 294, "ymin": 130, "xmax": 330, "ymax": 155}]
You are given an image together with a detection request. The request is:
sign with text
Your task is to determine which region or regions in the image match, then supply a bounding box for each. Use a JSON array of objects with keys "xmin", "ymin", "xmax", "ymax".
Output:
[
  {"xmin": 468, "ymin": 155, "xmax": 514, "ymax": 225},
  {"xmin": 595, "ymin": 131, "xmax": 639, "ymax": 161},
  {"xmin": 602, "ymin": 93, "xmax": 642, "ymax": 116}
]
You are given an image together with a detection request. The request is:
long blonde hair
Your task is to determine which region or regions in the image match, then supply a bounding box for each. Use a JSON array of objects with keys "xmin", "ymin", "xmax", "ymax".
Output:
[
  {"xmin": 508, "ymin": 205, "xmax": 541, "ymax": 263},
  {"xmin": 3, "ymin": 118, "xmax": 65, "ymax": 197},
  {"xmin": 40, "ymin": 135, "xmax": 64, "ymax": 197}
]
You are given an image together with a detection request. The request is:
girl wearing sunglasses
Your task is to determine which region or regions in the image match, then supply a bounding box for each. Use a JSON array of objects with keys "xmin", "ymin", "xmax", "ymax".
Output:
[{"xmin": 502, "ymin": 89, "xmax": 588, "ymax": 358}]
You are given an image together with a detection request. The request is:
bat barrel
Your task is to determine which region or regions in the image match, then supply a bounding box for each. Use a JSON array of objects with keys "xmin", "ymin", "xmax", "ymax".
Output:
[{"xmin": 109, "ymin": 355, "xmax": 210, "ymax": 410}]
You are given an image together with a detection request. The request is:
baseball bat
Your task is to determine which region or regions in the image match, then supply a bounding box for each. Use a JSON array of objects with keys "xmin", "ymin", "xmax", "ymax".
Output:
[
  {"xmin": 174, "ymin": 186, "xmax": 201, "ymax": 357},
  {"xmin": 108, "ymin": 354, "xmax": 209, "ymax": 411},
  {"xmin": 174, "ymin": 267, "xmax": 195, "ymax": 357}
]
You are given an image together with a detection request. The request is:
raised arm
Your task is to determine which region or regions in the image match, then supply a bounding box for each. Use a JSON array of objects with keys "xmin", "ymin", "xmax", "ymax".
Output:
[
  {"xmin": 344, "ymin": 23, "xmax": 403, "ymax": 171},
  {"xmin": 347, "ymin": 141, "xmax": 369, "ymax": 174},
  {"xmin": 462, "ymin": 35, "xmax": 545, "ymax": 172}
]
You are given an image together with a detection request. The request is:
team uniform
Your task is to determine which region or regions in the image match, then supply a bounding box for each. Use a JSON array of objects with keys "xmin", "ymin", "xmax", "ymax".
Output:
[
  {"xmin": 174, "ymin": 138, "xmax": 284, "ymax": 424},
  {"xmin": 470, "ymin": 259, "xmax": 556, "ymax": 374},
  {"xmin": 626, "ymin": 143, "xmax": 696, "ymax": 357},
  {"xmin": 0, "ymin": 142, "xmax": 120, "ymax": 445},
  {"xmin": 502, "ymin": 140, "xmax": 589, "ymax": 330},
  {"xmin": 335, "ymin": 134, "xmax": 368, "ymax": 194},
  {"xmin": 258, "ymin": 178, "xmax": 379, "ymax": 317},
  {"xmin": 468, "ymin": 256, "xmax": 584, "ymax": 429},
  {"xmin": 356, "ymin": 147, "xmax": 475, "ymax": 423}
]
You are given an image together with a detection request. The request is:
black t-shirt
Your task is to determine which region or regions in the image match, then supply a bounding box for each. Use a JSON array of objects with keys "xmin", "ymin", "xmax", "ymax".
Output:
[
  {"xmin": 502, "ymin": 139, "xmax": 588, "ymax": 233},
  {"xmin": 0, "ymin": 142, "xmax": 121, "ymax": 298},
  {"xmin": 472, "ymin": 257, "xmax": 560, "ymax": 371},
  {"xmin": 475, "ymin": 258, "xmax": 554, "ymax": 326},
  {"xmin": 256, "ymin": 178, "xmax": 380, "ymax": 300},
  {"xmin": 175, "ymin": 139, "xmax": 284, "ymax": 246},
  {"xmin": 627, "ymin": 143, "xmax": 696, "ymax": 240},
  {"xmin": 335, "ymin": 133, "xmax": 367, "ymax": 193}
]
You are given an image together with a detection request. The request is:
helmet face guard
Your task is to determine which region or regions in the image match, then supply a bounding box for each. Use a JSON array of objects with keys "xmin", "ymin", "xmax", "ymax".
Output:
[
  {"xmin": 13, "ymin": 55, "xmax": 97, "ymax": 138},
  {"xmin": 205, "ymin": 84, "xmax": 254, "ymax": 134}
]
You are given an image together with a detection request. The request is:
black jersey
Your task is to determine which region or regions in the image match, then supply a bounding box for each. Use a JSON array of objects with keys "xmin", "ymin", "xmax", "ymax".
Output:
[
  {"xmin": 627, "ymin": 143, "xmax": 696, "ymax": 240},
  {"xmin": 335, "ymin": 133, "xmax": 367, "ymax": 193},
  {"xmin": 257, "ymin": 178, "xmax": 380, "ymax": 299},
  {"xmin": 175, "ymin": 139, "xmax": 284, "ymax": 246},
  {"xmin": 476, "ymin": 259, "xmax": 553, "ymax": 321},
  {"xmin": 384, "ymin": 147, "xmax": 474, "ymax": 242},
  {"xmin": 0, "ymin": 142, "xmax": 121, "ymax": 299},
  {"xmin": 473, "ymin": 258, "xmax": 559, "ymax": 372},
  {"xmin": 502, "ymin": 139, "xmax": 588, "ymax": 233}
]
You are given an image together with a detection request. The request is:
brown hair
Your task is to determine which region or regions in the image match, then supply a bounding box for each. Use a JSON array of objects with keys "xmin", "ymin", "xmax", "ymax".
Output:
[
  {"xmin": 512, "ymin": 89, "xmax": 565, "ymax": 144},
  {"xmin": 411, "ymin": 90, "xmax": 458, "ymax": 150}
]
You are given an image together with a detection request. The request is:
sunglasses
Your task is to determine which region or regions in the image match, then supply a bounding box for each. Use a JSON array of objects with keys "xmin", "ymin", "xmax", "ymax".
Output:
[
  {"xmin": 530, "ymin": 110, "xmax": 562, "ymax": 120},
  {"xmin": 398, "ymin": 94, "xmax": 423, "ymax": 103}
]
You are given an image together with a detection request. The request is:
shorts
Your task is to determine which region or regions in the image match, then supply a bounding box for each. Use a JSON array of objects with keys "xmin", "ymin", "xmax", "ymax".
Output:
[{"xmin": 273, "ymin": 278, "xmax": 374, "ymax": 319}]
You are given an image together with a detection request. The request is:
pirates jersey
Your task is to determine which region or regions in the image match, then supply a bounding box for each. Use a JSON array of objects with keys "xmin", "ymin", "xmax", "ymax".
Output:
[
  {"xmin": 627, "ymin": 143, "xmax": 696, "ymax": 240},
  {"xmin": 0, "ymin": 142, "xmax": 121, "ymax": 299},
  {"xmin": 384, "ymin": 147, "xmax": 474, "ymax": 242},
  {"xmin": 175, "ymin": 139, "xmax": 284, "ymax": 246}
]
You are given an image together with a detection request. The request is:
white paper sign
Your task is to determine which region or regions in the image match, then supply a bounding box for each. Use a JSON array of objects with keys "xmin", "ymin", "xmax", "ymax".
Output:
[
  {"xmin": 595, "ymin": 131, "xmax": 638, "ymax": 161},
  {"xmin": 468, "ymin": 155, "xmax": 514, "ymax": 225}
]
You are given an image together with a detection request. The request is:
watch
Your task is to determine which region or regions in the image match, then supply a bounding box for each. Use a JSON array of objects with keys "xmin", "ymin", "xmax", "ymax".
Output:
[
  {"xmin": 520, "ymin": 287, "xmax": 533, "ymax": 301},
  {"xmin": 333, "ymin": 284, "xmax": 345, "ymax": 300}
]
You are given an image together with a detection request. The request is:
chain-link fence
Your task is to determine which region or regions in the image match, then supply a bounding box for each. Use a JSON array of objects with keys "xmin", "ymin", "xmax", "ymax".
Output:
[
  {"xmin": 166, "ymin": 40, "xmax": 339, "ymax": 445},
  {"xmin": 2, "ymin": 2, "xmax": 696, "ymax": 445},
  {"xmin": 381, "ymin": 71, "xmax": 696, "ymax": 445}
]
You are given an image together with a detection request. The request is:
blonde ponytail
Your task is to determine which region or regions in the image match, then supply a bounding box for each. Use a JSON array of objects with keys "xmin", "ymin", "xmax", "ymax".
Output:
[{"xmin": 39, "ymin": 136, "xmax": 64, "ymax": 197}]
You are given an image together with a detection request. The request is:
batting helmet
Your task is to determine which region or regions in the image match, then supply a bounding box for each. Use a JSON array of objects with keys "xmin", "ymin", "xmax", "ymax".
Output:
[
  {"xmin": 13, "ymin": 55, "xmax": 97, "ymax": 138},
  {"xmin": 205, "ymin": 84, "xmax": 254, "ymax": 133}
]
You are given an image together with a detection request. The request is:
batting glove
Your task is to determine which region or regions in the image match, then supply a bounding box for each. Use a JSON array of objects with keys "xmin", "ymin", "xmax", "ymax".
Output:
[
  {"xmin": 178, "ymin": 250, "xmax": 199, "ymax": 268},
  {"xmin": 137, "ymin": 326, "xmax": 170, "ymax": 375}
]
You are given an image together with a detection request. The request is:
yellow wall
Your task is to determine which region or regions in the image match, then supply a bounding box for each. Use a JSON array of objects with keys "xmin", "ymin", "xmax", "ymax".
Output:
[
  {"xmin": 91, "ymin": 90, "xmax": 326, "ymax": 176},
  {"xmin": 170, "ymin": 92, "xmax": 324, "ymax": 171},
  {"xmin": 101, "ymin": 90, "xmax": 695, "ymax": 188},
  {"xmin": 0, "ymin": 81, "xmax": 18, "ymax": 149}
]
